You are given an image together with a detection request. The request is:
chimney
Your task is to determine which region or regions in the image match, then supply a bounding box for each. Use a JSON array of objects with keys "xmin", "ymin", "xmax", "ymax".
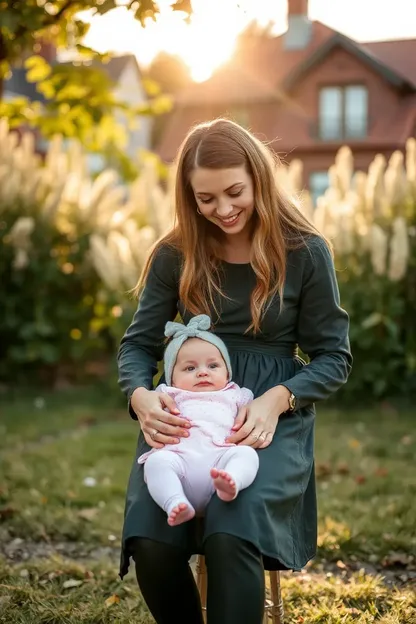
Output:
[
  {"xmin": 288, "ymin": 0, "xmax": 308, "ymax": 15},
  {"xmin": 284, "ymin": 0, "xmax": 312, "ymax": 50}
]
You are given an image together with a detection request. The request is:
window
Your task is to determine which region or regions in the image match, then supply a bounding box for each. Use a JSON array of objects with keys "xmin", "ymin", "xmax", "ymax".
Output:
[
  {"xmin": 319, "ymin": 85, "xmax": 368, "ymax": 140},
  {"xmin": 309, "ymin": 171, "xmax": 329, "ymax": 205}
]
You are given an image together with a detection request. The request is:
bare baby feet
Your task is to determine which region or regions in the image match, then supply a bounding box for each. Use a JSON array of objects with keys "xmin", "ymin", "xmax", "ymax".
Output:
[
  {"xmin": 167, "ymin": 502, "xmax": 195, "ymax": 526},
  {"xmin": 211, "ymin": 468, "xmax": 237, "ymax": 502}
]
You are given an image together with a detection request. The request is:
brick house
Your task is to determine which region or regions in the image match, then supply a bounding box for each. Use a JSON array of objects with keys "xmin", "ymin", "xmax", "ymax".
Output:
[{"xmin": 158, "ymin": 0, "xmax": 416, "ymax": 201}]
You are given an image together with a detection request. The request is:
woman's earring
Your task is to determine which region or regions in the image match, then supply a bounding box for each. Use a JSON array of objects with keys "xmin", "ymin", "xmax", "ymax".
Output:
[{"xmin": 196, "ymin": 207, "xmax": 202, "ymax": 215}]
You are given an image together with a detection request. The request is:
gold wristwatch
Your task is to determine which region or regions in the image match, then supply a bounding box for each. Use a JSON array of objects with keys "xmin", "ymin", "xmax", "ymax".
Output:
[{"xmin": 288, "ymin": 392, "xmax": 296, "ymax": 412}]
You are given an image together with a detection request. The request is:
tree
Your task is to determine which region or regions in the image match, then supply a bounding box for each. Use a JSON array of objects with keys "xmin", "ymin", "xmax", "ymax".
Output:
[
  {"xmin": 0, "ymin": 1, "xmax": 192, "ymax": 162},
  {"xmin": 147, "ymin": 51, "xmax": 191, "ymax": 95}
]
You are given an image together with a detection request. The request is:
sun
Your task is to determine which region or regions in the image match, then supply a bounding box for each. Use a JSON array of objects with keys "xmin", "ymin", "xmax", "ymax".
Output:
[{"xmin": 81, "ymin": 1, "xmax": 286, "ymax": 83}]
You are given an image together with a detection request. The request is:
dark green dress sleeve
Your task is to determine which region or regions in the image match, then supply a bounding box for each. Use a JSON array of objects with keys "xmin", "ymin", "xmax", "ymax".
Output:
[
  {"xmin": 117, "ymin": 245, "xmax": 180, "ymax": 409},
  {"xmin": 283, "ymin": 237, "xmax": 352, "ymax": 409}
]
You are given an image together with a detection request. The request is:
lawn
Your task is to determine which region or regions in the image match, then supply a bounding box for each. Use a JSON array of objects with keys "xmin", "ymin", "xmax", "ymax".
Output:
[{"xmin": 0, "ymin": 389, "xmax": 415, "ymax": 623}]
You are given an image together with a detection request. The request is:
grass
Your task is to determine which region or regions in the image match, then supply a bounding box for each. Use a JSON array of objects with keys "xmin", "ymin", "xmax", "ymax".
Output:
[{"xmin": 0, "ymin": 389, "xmax": 415, "ymax": 623}]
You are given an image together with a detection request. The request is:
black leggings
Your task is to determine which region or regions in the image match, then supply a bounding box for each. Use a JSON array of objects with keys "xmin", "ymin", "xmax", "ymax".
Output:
[{"xmin": 132, "ymin": 533, "xmax": 265, "ymax": 624}]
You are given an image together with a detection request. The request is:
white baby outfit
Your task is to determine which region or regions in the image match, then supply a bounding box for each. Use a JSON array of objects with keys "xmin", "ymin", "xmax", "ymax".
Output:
[{"xmin": 138, "ymin": 382, "xmax": 259, "ymax": 516}]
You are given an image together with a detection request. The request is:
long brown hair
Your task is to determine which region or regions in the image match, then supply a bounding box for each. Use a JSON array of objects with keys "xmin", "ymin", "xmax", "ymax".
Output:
[{"xmin": 136, "ymin": 118, "xmax": 330, "ymax": 333}]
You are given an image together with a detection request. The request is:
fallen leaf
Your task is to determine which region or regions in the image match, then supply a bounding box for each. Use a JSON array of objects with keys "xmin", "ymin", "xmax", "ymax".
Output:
[
  {"xmin": 336, "ymin": 560, "xmax": 347, "ymax": 569},
  {"xmin": 105, "ymin": 594, "xmax": 120, "ymax": 608},
  {"xmin": 337, "ymin": 462, "xmax": 350, "ymax": 475},
  {"xmin": 355, "ymin": 475, "xmax": 366, "ymax": 484},
  {"xmin": 375, "ymin": 467, "xmax": 388, "ymax": 477},
  {"xmin": 348, "ymin": 438, "xmax": 361, "ymax": 449},
  {"xmin": 63, "ymin": 579, "xmax": 83, "ymax": 589},
  {"xmin": 0, "ymin": 505, "xmax": 17, "ymax": 520},
  {"xmin": 316, "ymin": 463, "xmax": 332, "ymax": 479},
  {"xmin": 78, "ymin": 508, "xmax": 98, "ymax": 521}
]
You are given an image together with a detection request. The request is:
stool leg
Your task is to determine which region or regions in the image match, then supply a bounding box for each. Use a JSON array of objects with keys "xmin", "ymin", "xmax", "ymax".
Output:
[
  {"xmin": 269, "ymin": 571, "xmax": 284, "ymax": 624},
  {"xmin": 196, "ymin": 555, "xmax": 207, "ymax": 623}
]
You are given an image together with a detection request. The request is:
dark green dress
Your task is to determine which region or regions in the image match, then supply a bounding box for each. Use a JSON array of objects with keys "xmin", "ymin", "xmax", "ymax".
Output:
[{"xmin": 117, "ymin": 236, "xmax": 352, "ymax": 578}]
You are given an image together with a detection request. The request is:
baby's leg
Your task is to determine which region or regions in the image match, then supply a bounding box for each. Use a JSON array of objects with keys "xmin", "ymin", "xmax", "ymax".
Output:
[
  {"xmin": 144, "ymin": 451, "xmax": 195, "ymax": 526},
  {"xmin": 211, "ymin": 446, "xmax": 259, "ymax": 502}
]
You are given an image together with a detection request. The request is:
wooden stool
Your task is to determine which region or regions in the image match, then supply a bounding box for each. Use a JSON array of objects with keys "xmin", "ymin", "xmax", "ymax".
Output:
[{"xmin": 195, "ymin": 554, "xmax": 284, "ymax": 623}]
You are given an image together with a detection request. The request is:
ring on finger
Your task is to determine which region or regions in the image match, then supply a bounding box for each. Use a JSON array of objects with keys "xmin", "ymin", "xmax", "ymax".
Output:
[
  {"xmin": 150, "ymin": 429, "xmax": 158, "ymax": 441},
  {"xmin": 251, "ymin": 432, "xmax": 260, "ymax": 441}
]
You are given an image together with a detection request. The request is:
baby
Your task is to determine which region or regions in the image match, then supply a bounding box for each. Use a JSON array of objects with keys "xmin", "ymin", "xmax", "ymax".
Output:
[{"xmin": 138, "ymin": 314, "xmax": 259, "ymax": 526}]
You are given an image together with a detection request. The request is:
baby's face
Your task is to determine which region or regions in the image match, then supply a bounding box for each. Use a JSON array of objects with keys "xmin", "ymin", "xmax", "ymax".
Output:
[{"xmin": 172, "ymin": 339, "xmax": 229, "ymax": 392}]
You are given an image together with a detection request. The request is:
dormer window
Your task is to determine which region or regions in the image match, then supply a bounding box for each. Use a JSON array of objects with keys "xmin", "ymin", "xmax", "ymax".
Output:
[{"xmin": 319, "ymin": 85, "xmax": 368, "ymax": 140}]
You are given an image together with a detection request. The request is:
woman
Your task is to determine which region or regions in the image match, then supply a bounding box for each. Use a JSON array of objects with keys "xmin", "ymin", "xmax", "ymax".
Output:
[{"xmin": 118, "ymin": 118, "xmax": 352, "ymax": 624}]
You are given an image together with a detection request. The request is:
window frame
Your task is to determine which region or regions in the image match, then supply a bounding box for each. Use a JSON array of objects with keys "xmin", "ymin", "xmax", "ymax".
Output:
[{"xmin": 318, "ymin": 84, "xmax": 368, "ymax": 141}]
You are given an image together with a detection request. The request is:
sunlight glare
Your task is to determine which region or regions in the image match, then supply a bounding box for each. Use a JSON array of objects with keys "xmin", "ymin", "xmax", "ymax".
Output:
[
  {"xmin": 81, "ymin": 0, "xmax": 416, "ymax": 83},
  {"xmin": 82, "ymin": 0, "xmax": 285, "ymax": 82}
]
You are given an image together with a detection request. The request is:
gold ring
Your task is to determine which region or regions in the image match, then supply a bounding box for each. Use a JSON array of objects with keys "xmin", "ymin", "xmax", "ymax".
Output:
[{"xmin": 150, "ymin": 429, "xmax": 158, "ymax": 441}]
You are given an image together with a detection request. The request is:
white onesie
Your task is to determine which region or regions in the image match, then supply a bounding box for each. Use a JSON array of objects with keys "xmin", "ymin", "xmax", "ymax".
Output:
[{"xmin": 138, "ymin": 382, "xmax": 260, "ymax": 516}]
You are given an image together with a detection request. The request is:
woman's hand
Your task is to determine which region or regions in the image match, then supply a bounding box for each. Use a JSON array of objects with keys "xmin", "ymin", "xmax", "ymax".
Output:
[
  {"xmin": 226, "ymin": 385, "xmax": 291, "ymax": 449},
  {"xmin": 131, "ymin": 387, "xmax": 192, "ymax": 448}
]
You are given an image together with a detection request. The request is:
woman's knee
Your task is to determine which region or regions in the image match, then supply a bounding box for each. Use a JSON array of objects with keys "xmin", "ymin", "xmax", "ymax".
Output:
[
  {"xmin": 204, "ymin": 533, "xmax": 262, "ymax": 570},
  {"xmin": 131, "ymin": 537, "xmax": 189, "ymax": 569}
]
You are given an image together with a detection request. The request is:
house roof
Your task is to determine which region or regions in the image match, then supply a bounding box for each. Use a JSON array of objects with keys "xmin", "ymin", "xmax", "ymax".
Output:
[
  {"xmin": 175, "ymin": 64, "xmax": 281, "ymax": 105},
  {"xmin": 363, "ymin": 39, "xmax": 416, "ymax": 87},
  {"xmin": 69, "ymin": 53, "xmax": 142, "ymax": 84},
  {"xmin": 283, "ymin": 32, "xmax": 416, "ymax": 91},
  {"xmin": 96, "ymin": 54, "xmax": 142, "ymax": 82},
  {"xmin": 5, "ymin": 54, "xmax": 141, "ymax": 102}
]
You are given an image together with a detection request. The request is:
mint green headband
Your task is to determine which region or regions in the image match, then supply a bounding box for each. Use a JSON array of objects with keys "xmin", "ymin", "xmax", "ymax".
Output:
[{"xmin": 164, "ymin": 315, "xmax": 232, "ymax": 386}]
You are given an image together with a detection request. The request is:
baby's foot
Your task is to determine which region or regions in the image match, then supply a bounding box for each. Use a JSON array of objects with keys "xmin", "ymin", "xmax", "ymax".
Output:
[
  {"xmin": 211, "ymin": 468, "xmax": 237, "ymax": 502},
  {"xmin": 167, "ymin": 502, "xmax": 195, "ymax": 526}
]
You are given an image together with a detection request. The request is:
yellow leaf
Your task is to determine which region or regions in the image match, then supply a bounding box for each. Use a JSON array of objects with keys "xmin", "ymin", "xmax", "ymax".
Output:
[
  {"xmin": 25, "ymin": 56, "xmax": 52, "ymax": 82},
  {"xmin": 105, "ymin": 594, "xmax": 120, "ymax": 608},
  {"xmin": 348, "ymin": 438, "xmax": 361, "ymax": 449}
]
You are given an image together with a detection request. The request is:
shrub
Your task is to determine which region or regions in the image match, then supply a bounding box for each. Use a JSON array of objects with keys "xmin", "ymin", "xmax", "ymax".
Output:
[{"xmin": 0, "ymin": 121, "xmax": 171, "ymax": 384}]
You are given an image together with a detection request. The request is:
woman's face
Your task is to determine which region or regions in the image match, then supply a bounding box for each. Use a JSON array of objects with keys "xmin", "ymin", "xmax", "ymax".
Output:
[{"xmin": 190, "ymin": 166, "xmax": 255, "ymax": 238}]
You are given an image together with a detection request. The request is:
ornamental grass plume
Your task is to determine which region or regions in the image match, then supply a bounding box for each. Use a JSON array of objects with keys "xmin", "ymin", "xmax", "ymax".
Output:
[
  {"xmin": 369, "ymin": 224, "xmax": 388, "ymax": 276},
  {"xmin": 89, "ymin": 234, "xmax": 122, "ymax": 291},
  {"xmin": 388, "ymin": 217, "xmax": 410, "ymax": 282},
  {"xmin": 384, "ymin": 151, "xmax": 406, "ymax": 214},
  {"xmin": 334, "ymin": 146, "xmax": 354, "ymax": 197},
  {"xmin": 405, "ymin": 137, "xmax": 416, "ymax": 192},
  {"xmin": 7, "ymin": 216, "xmax": 36, "ymax": 270},
  {"xmin": 365, "ymin": 154, "xmax": 386, "ymax": 220}
]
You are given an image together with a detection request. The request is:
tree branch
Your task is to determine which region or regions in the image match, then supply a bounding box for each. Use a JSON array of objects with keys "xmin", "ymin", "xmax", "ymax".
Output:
[{"xmin": 12, "ymin": 1, "xmax": 79, "ymax": 47}]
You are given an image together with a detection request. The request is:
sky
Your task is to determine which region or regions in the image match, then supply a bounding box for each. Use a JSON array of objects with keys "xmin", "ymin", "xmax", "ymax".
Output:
[{"xmin": 82, "ymin": 0, "xmax": 416, "ymax": 81}]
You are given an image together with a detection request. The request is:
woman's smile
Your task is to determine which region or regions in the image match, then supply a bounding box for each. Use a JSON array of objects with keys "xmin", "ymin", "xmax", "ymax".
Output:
[{"xmin": 216, "ymin": 211, "xmax": 242, "ymax": 227}]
